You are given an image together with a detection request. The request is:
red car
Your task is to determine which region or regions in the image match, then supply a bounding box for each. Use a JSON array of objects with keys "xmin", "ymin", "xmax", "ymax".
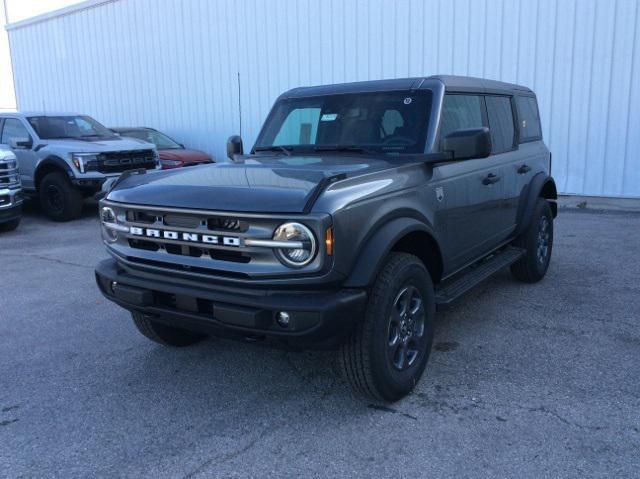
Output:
[{"xmin": 111, "ymin": 127, "xmax": 214, "ymax": 169}]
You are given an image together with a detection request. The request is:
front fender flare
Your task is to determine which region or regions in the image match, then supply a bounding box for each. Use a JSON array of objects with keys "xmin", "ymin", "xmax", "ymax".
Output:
[
  {"xmin": 343, "ymin": 217, "xmax": 439, "ymax": 288},
  {"xmin": 35, "ymin": 155, "xmax": 75, "ymax": 186}
]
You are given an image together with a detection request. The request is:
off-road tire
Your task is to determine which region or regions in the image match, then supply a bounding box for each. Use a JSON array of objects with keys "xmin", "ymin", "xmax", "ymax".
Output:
[
  {"xmin": 339, "ymin": 252, "xmax": 435, "ymax": 402},
  {"xmin": 511, "ymin": 198, "xmax": 554, "ymax": 283},
  {"xmin": 131, "ymin": 312, "xmax": 207, "ymax": 347},
  {"xmin": 39, "ymin": 171, "xmax": 83, "ymax": 221},
  {"xmin": 0, "ymin": 217, "xmax": 20, "ymax": 232}
]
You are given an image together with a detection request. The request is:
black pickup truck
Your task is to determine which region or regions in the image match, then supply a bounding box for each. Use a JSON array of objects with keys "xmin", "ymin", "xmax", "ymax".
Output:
[{"xmin": 95, "ymin": 75, "xmax": 557, "ymax": 401}]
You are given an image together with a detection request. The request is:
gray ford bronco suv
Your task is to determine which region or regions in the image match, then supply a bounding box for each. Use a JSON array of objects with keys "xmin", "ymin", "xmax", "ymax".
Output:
[
  {"xmin": 0, "ymin": 113, "xmax": 159, "ymax": 221},
  {"xmin": 95, "ymin": 76, "xmax": 557, "ymax": 401}
]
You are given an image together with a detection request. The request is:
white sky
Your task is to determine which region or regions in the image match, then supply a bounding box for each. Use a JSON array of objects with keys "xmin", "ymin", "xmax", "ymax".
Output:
[{"xmin": 1, "ymin": 0, "xmax": 83, "ymax": 110}]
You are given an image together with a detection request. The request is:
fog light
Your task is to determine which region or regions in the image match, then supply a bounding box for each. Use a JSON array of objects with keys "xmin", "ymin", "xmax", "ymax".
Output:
[
  {"xmin": 110, "ymin": 281, "xmax": 118, "ymax": 294},
  {"xmin": 276, "ymin": 311, "xmax": 291, "ymax": 328}
]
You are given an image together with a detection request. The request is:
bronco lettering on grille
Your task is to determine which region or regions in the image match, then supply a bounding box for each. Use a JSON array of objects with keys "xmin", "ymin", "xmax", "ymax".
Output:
[{"xmin": 129, "ymin": 227, "xmax": 241, "ymax": 247}]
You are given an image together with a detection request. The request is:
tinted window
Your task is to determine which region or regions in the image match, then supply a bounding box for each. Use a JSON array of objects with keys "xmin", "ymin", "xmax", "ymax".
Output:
[
  {"xmin": 1, "ymin": 118, "xmax": 30, "ymax": 145},
  {"xmin": 516, "ymin": 96, "xmax": 542, "ymax": 141},
  {"xmin": 256, "ymin": 91, "xmax": 433, "ymax": 155},
  {"xmin": 120, "ymin": 129, "xmax": 182, "ymax": 149},
  {"xmin": 485, "ymin": 96, "xmax": 515, "ymax": 154},
  {"xmin": 439, "ymin": 95, "xmax": 484, "ymax": 139},
  {"xmin": 27, "ymin": 115, "xmax": 115, "ymax": 140},
  {"xmin": 273, "ymin": 108, "xmax": 321, "ymax": 146}
]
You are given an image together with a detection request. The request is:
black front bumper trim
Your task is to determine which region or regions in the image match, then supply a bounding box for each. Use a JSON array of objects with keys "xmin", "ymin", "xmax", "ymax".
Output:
[{"xmin": 95, "ymin": 258, "xmax": 366, "ymax": 349}]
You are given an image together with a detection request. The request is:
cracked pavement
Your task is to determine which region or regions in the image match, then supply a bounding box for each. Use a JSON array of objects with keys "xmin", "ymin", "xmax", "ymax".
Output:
[{"xmin": 0, "ymin": 203, "xmax": 639, "ymax": 478}]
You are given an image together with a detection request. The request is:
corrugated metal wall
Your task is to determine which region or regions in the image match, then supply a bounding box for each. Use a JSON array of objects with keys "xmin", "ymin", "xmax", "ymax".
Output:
[{"xmin": 7, "ymin": 0, "xmax": 640, "ymax": 197}]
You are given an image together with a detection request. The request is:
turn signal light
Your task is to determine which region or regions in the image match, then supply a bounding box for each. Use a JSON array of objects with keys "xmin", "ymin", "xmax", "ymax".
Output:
[{"xmin": 325, "ymin": 227, "xmax": 334, "ymax": 256}]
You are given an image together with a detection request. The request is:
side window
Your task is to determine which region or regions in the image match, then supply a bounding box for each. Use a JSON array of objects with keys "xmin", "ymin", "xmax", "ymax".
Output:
[
  {"xmin": 273, "ymin": 108, "xmax": 321, "ymax": 145},
  {"xmin": 1, "ymin": 119, "xmax": 31, "ymax": 146},
  {"xmin": 485, "ymin": 96, "xmax": 516, "ymax": 154},
  {"xmin": 439, "ymin": 95, "xmax": 484, "ymax": 140},
  {"xmin": 516, "ymin": 96, "xmax": 542, "ymax": 142}
]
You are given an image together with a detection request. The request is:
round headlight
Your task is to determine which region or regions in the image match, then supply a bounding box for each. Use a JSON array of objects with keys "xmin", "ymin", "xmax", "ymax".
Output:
[
  {"xmin": 101, "ymin": 206, "xmax": 116, "ymax": 223},
  {"xmin": 101, "ymin": 206, "xmax": 118, "ymax": 242},
  {"xmin": 273, "ymin": 222, "xmax": 317, "ymax": 267}
]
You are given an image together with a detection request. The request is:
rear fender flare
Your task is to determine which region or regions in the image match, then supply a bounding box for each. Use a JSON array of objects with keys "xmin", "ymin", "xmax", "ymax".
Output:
[{"xmin": 516, "ymin": 173, "xmax": 558, "ymax": 236}]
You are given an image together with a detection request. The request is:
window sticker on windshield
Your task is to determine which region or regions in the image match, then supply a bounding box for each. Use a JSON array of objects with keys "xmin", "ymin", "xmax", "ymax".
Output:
[
  {"xmin": 321, "ymin": 113, "xmax": 338, "ymax": 121},
  {"xmin": 404, "ymin": 97, "xmax": 413, "ymax": 105}
]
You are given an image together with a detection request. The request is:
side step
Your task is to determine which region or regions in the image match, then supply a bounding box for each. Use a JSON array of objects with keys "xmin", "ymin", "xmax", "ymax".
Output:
[{"xmin": 435, "ymin": 246, "xmax": 525, "ymax": 309}]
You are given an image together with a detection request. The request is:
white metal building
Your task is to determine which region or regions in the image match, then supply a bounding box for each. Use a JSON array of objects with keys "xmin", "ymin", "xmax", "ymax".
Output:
[{"xmin": 5, "ymin": 0, "xmax": 640, "ymax": 198}]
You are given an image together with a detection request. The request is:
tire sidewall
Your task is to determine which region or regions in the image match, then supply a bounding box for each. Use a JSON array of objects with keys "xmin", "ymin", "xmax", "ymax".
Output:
[
  {"xmin": 526, "ymin": 199, "xmax": 554, "ymax": 278},
  {"xmin": 369, "ymin": 259, "xmax": 435, "ymax": 400},
  {"xmin": 39, "ymin": 172, "xmax": 81, "ymax": 221}
]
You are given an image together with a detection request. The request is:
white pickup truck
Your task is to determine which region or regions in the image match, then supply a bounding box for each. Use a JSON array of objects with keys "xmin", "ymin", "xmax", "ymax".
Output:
[{"xmin": 0, "ymin": 146, "xmax": 22, "ymax": 232}]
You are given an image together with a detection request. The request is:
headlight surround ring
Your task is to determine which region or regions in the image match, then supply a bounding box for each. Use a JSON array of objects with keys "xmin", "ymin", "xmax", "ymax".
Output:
[{"xmin": 272, "ymin": 222, "xmax": 317, "ymax": 268}]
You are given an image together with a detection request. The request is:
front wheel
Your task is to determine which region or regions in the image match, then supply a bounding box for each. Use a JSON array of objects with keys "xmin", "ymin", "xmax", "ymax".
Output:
[
  {"xmin": 131, "ymin": 312, "xmax": 207, "ymax": 347},
  {"xmin": 339, "ymin": 252, "xmax": 435, "ymax": 402},
  {"xmin": 510, "ymin": 198, "xmax": 554, "ymax": 283},
  {"xmin": 39, "ymin": 171, "xmax": 84, "ymax": 221},
  {"xmin": 0, "ymin": 217, "xmax": 20, "ymax": 232}
]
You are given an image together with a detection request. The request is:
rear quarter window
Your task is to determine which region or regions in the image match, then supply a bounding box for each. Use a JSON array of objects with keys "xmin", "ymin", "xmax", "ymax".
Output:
[
  {"xmin": 516, "ymin": 96, "xmax": 542, "ymax": 142},
  {"xmin": 485, "ymin": 96, "xmax": 516, "ymax": 154}
]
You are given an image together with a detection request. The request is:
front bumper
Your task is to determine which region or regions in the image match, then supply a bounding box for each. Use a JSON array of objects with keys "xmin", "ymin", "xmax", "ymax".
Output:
[
  {"xmin": 95, "ymin": 258, "xmax": 366, "ymax": 349},
  {"xmin": 0, "ymin": 188, "xmax": 22, "ymax": 223}
]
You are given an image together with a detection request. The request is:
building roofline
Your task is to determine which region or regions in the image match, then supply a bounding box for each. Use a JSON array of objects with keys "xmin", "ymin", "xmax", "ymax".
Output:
[{"xmin": 5, "ymin": 0, "xmax": 119, "ymax": 32}]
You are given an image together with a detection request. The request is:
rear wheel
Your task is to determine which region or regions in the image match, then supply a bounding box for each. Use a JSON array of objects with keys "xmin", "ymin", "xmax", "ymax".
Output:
[
  {"xmin": 131, "ymin": 312, "xmax": 207, "ymax": 347},
  {"xmin": 0, "ymin": 217, "xmax": 20, "ymax": 232},
  {"xmin": 511, "ymin": 198, "xmax": 554, "ymax": 283},
  {"xmin": 39, "ymin": 171, "xmax": 83, "ymax": 221},
  {"xmin": 339, "ymin": 252, "xmax": 435, "ymax": 402}
]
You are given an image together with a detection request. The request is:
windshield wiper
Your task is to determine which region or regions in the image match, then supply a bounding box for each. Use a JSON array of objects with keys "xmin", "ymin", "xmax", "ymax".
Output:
[
  {"xmin": 313, "ymin": 144, "xmax": 374, "ymax": 154},
  {"xmin": 254, "ymin": 145, "xmax": 292, "ymax": 156}
]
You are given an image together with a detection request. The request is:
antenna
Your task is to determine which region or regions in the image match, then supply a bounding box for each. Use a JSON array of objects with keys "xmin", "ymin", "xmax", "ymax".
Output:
[{"xmin": 237, "ymin": 72, "xmax": 242, "ymax": 137}]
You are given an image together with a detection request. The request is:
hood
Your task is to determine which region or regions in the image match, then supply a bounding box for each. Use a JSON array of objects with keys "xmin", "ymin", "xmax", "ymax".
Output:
[
  {"xmin": 106, "ymin": 154, "xmax": 407, "ymax": 213},
  {"xmin": 43, "ymin": 136, "xmax": 155, "ymax": 153},
  {"xmin": 159, "ymin": 149, "xmax": 212, "ymax": 162}
]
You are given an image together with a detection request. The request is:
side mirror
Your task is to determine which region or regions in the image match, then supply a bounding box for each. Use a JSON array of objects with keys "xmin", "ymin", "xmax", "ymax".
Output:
[
  {"xmin": 226, "ymin": 135, "xmax": 243, "ymax": 160},
  {"xmin": 442, "ymin": 127, "xmax": 491, "ymax": 160},
  {"xmin": 10, "ymin": 137, "xmax": 32, "ymax": 149}
]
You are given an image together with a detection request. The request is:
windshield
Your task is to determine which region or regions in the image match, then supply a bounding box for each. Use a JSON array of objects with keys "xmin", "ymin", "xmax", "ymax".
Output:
[
  {"xmin": 28, "ymin": 115, "xmax": 116, "ymax": 140},
  {"xmin": 254, "ymin": 90, "xmax": 432, "ymax": 155},
  {"xmin": 119, "ymin": 129, "xmax": 183, "ymax": 149}
]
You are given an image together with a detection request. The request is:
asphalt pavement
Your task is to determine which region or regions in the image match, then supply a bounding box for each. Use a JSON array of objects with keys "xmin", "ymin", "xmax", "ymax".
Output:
[{"xmin": 1, "ymin": 202, "xmax": 639, "ymax": 478}]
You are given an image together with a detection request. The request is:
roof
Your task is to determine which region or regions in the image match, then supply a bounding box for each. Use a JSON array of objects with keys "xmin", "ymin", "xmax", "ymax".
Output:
[
  {"xmin": 280, "ymin": 75, "xmax": 533, "ymax": 99},
  {"xmin": 110, "ymin": 127, "xmax": 155, "ymax": 132},
  {"xmin": 0, "ymin": 111, "xmax": 81, "ymax": 118}
]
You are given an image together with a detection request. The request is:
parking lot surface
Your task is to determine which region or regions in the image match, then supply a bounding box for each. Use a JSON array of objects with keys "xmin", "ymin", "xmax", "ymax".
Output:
[{"xmin": 1, "ymin": 204, "xmax": 639, "ymax": 478}]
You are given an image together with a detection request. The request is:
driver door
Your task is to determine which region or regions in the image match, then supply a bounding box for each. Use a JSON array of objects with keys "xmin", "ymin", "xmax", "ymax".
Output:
[{"xmin": 1, "ymin": 118, "xmax": 39, "ymax": 190}]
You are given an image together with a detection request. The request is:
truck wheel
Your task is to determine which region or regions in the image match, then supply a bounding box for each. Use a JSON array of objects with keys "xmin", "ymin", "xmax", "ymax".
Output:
[
  {"xmin": 339, "ymin": 252, "xmax": 435, "ymax": 402},
  {"xmin": 39, "ymin": 171, "xmax": 83, "ymax": 221},
  {"xmin": 131, "ymin": 312, "xmax": 207, "ymax": 347},
  {"xmin": 511, "ymin": 198, "xmax": 554, "ymax": 283},
  {"xmin": 0, "ymin": 218, "xmax": 20, "ymax": 232}
]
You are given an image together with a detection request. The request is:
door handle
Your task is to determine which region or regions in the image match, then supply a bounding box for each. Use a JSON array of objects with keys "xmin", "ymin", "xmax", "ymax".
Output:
[
  {"xmin": 482, "ymin": 173, "xmax": 500, "ymax": 185},
  {"xmin": 517, "ymin": 164, "xmax": 531, "ymax": 174}
]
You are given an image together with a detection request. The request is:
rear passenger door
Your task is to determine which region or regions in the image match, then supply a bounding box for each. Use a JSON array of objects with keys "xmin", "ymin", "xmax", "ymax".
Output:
[
  {"xmin": 485, "ymin": 95, "xmax": 520, "ymax": 234},
  {"xmin": 433, "ymin": 94, "xmax": 507, "ymax": 271}
]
